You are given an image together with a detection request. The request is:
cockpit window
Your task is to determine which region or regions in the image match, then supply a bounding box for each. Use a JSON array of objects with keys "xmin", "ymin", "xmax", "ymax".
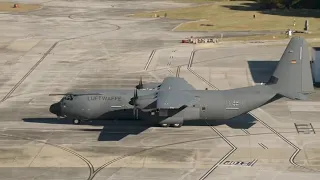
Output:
[{"xmin": 63, "ymin": 95, "xmax": 73, "ymax": 100}]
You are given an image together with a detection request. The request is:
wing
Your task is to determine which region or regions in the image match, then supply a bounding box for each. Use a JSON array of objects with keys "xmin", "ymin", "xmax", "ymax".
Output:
[
  {"xmin": 133, "ymin": 77, "xmax": 197, "ymax": 110},
  {"xmin": 158, "ymin": 77, "xmax": 195, "ymax": 91},
  {"xmin": 155, "ymin": 77, "xmax": 197, "ymax": 109},
  {"xmin": 156, "ymin": 90, "xmax": 199, "ymax": 109}
]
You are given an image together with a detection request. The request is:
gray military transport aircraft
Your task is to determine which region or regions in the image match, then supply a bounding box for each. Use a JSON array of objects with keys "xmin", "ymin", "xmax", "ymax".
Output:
[{"xmin": 49, "ymin": 37, "xmax": 314, "ymax": 128}]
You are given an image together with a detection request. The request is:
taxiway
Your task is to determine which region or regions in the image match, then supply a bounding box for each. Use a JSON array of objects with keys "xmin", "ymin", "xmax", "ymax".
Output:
[{"xmin": 0, "ymin": 0, "xmax": 320, "ymax": 180}]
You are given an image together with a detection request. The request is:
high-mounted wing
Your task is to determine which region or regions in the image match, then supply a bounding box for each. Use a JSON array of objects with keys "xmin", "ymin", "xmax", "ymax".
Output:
[
  {"xmin": 156, "ymin": 90, "xmax": 199, "ymax": 109},
  {"xmin": 131, "ymin": 77, "xmax": 197, "ymax": 110},
  {"xmin": 158, "ymin": 77, "xmax": 195, "ymax": 91},
  {"xmin": 154, "ymin": 77, "xmax": 197, "ymax": 109}
]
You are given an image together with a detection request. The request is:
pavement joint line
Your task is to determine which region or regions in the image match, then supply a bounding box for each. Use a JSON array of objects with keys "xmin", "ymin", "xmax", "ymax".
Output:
[
  {"xmin": 250, "ymin": 111, "xmax": 318, "ymax": 172},
  {"xmin": 145, "ymin": 45, "xmax": 187, "ymax": 71},
  {"xmin": 241, "ymin": 129, "xmax": 250, "ymax": 135},
  {"xmin": 199, "ymin": 120, "xmax": 237, "ymax": 180},
  {"xmin": 27, "ymin": 134, "xmax": 51, "ymax": 167},
  {"xmin": 0, "ymin": 133, "xmax": 95, "ymax": 179},
  {"xmin": 258, "ymin": 143, "xmax": 268, "ymax": 149},
  {"xmin": 0, "ymin": 21, "xmax": 121, "ymax": 103},
  {"xmin": 0, "ymin": 130, "xmax": 248, "ymax": 180},
  {"xmin": 186, "ymin": 47, "xmax": 320, "ymax": 175},
  {"xmin": 186, "ymin": 49, "xmax": 237, "ymax": 179}
]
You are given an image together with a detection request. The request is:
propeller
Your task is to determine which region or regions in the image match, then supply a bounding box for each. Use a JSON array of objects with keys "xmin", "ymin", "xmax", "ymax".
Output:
[
  {"xmin": 136, "ymin": 76, "xmax": 143, "ymax": 89},
  {"xmin": 128, "ymin": 89, "xmax": 139, "ymax": 119},
  {"xmin": 131, "ymin": 77, "xmax": 141, "ymax": 114},
  {"xmin": 133, "ymin": 89, "xmax": 138, "ymax": 119}
]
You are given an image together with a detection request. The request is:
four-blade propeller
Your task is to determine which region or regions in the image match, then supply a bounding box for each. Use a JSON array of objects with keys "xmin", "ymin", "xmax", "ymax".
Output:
[
  {"xmin": 131, "ymin": 88, "xmax": 139, "ymax": 119},
  {"xmin": 50, "ymin": 77, "xmax": 146, "ymax": 120}
]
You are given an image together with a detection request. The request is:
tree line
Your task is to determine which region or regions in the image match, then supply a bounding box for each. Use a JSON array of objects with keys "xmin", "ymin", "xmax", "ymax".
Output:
[{"xmin": 256, "ymin": 0, "xmax": 320, "ymax": 9}]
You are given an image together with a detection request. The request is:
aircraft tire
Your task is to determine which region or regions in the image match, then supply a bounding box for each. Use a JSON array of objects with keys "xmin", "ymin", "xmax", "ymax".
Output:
[
  {"xmin": 73, "ymin": 119, "xmax": 81, "ymax": 125},
  {"xmin": 159, "ymin": 123, "xmax": 169, "ymax": 127},
  {"xmin": 171, "ymin": 123, "xmax": 182, "ymax": 128}
]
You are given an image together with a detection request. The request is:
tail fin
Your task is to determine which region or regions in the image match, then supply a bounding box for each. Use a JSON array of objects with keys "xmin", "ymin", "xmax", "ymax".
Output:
[{"xmin": 266, "ymin": 37, "xmax": 314, "ymax": 100}]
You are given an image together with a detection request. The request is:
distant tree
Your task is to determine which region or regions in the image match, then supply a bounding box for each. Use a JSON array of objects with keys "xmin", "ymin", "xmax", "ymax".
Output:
[
  {"xmin": 291, "ymin": 0, "xmax": 303, "ymax": 7},
  {"xmin": 293, "ymin": 0, "xmax": 320, "ymax": 9},
  {"xmin": 256, "ymin": 0, "xmax": 320, "ymax": 9},
  {"xmin": 256, "ymin": 0, "xmax": 285, "ymax": 9}
]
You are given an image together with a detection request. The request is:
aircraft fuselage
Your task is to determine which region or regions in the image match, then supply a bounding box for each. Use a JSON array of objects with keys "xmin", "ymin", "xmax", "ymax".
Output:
[{"xmin": 50, "ymin": 85, "xmax": 278, "ymax": 125}]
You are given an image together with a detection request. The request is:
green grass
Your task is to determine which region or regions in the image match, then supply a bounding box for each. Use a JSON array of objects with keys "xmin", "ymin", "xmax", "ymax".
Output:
[
  {"xmin": 131, "ymin": 1, "xmax": 320, "ymax": 33},
  {"xmin": 223, "ymin": 32, "xmax": 320, "ymax": 41},
  {"xmin": 170, "ymin": 0, "xmax": 230, "ymax": 3},
  {"xmin": 0, "ymin": 2, "xmax": 41, "ymax": 12}
]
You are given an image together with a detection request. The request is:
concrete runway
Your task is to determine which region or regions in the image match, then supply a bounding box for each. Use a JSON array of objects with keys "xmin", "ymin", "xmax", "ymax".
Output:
[{"xmin": 0, "ymin": 0, "xmax": 320, "ymax": 179}]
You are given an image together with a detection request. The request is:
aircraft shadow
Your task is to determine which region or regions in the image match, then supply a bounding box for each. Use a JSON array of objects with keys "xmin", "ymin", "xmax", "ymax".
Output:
[
  {"xmin": 84, "ymin": 121, "xmax": 151, "ymax": 141},
  {"xmin": 314, "ymin": 83, "xmax": 320, "ymax": 88},
  {"xmin": 247, "ymin": 60, "xmax": 279, "ymax": 83},
  {"xmin": 23, "ymin": 118, "xmax": 151, "ymax": 141},
  {"xmin": 184, "ymin": 113, "xmax": 256, "ymax": 129},
  {"xmin": 23, "ymin": 113, "xmax": 256, "ymax": 141}
]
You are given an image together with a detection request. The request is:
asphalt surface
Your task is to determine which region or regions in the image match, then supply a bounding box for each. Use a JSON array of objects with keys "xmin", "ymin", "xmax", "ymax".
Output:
[{"xmin": 0, "ymin": 0, "xmax": 320, "ymax": 180}]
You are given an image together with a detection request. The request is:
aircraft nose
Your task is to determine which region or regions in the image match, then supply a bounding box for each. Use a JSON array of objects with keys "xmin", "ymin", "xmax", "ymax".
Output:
[{"xmin": 50, "ymin": 102, "xmax": 61, "ymax": 116}]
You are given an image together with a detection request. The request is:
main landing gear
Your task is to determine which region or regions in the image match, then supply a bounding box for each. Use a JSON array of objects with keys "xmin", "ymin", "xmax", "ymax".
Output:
[
  {"xmin": 171, "ymin": 123, "xmax": 183, "ymax": 128},
  {"xmin": 72, "ymin": 119, "xmax": 81, "ymax": 125},
  {"xmin": 159, "ymin": 123, "xmax": 183, "ymax": 128}
]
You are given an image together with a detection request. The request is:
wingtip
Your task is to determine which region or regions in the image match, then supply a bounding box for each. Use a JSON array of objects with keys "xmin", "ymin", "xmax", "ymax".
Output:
[{"xmin": 49, "ymin": 94, "xmax": 62, "ymax": 96}]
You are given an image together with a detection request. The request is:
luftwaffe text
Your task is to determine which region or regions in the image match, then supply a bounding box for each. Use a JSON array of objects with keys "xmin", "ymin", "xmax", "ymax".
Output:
[{"xmin": 88, "ymin": 96, "xmax": 121, "ymax": 101}]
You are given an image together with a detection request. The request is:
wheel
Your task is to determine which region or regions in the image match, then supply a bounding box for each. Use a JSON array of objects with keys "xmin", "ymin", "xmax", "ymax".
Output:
[
  {"xmin": 73, "ymin": 119, "xmax": 81, "ymax": 125},
  {"xmin": 171, "ymin": 123, "xmax": 182, "ymax": 128},
  {"xmin": 160, "ymin": 123, "xmax": 169, "ymax": 127}
]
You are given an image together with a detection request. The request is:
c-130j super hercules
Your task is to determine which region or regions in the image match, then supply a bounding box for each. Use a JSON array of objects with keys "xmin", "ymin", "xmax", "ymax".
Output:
[{"xmin": 50, "ymin": 37, "xmax": 314, "ymax": 128}]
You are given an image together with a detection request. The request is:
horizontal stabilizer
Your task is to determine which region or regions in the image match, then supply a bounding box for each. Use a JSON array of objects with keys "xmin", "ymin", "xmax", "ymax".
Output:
[{"xmin": 279, "ymin": 92, "xmax": 308, "ymax": 100}]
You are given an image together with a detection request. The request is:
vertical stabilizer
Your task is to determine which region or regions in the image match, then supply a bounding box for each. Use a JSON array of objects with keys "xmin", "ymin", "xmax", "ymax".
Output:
[{"xmin": 266, "ymin": 37, "xmax": 314, "ymax": 100}]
